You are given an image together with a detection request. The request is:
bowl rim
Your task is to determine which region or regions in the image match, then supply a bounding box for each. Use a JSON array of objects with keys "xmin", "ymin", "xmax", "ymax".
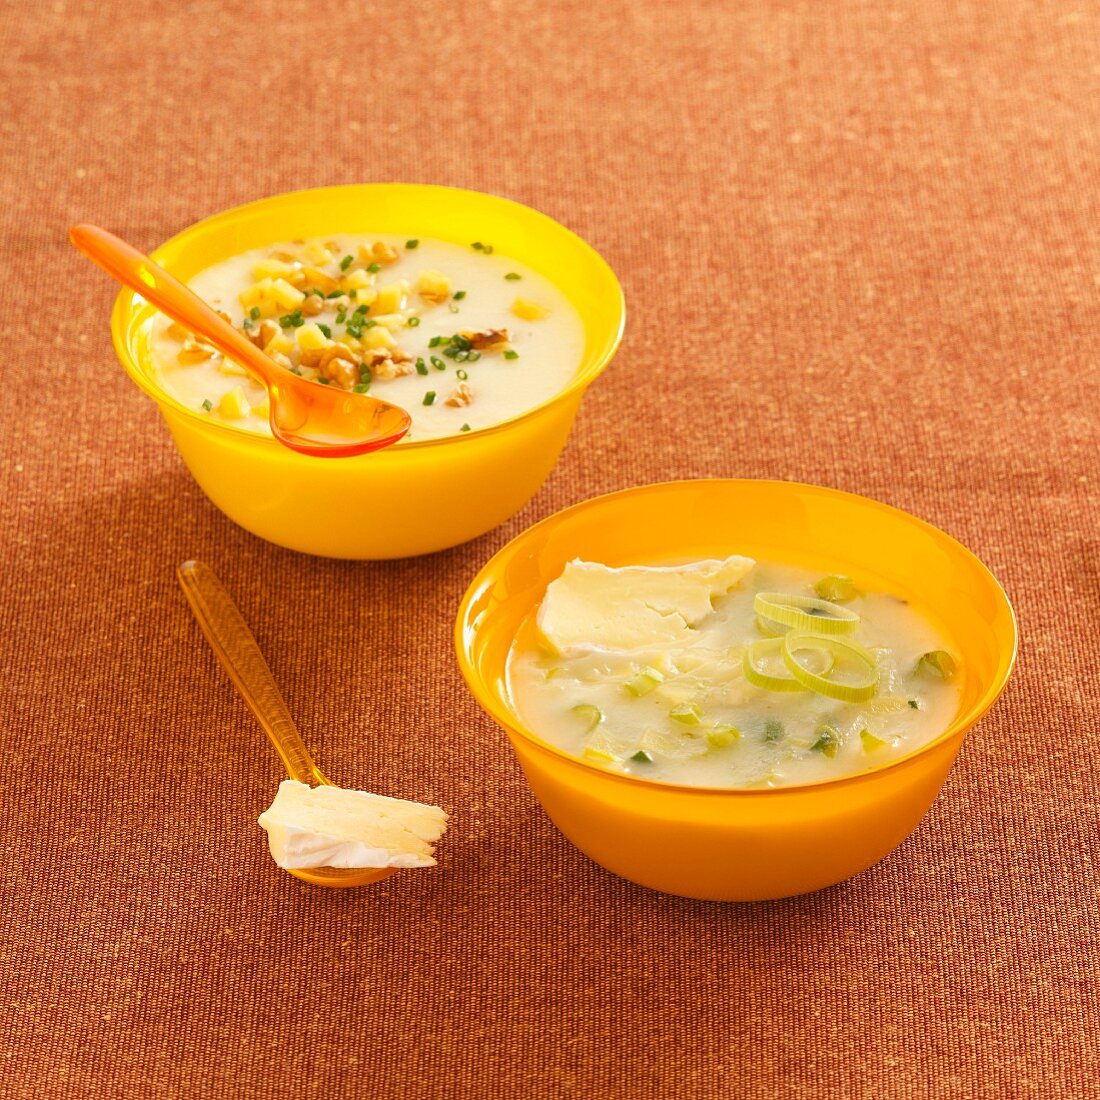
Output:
[
  {"xmin": 454, "ymin": 477, "xmax": 1019, "ymax": 798},
  {"xmin": 108, "ymin": 182, "xmax": 626, "ymax": 453}
]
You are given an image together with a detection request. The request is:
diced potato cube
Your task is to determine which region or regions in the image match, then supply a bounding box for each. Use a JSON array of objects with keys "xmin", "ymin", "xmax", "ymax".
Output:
[
  {"xmin": 269, "ymin": 278, "xmax": 305, "ymax": 310},
  {"xmin": 373, "ymin": 282, "xmax": 408, "ymax": 315},
  {"xmin": 363, "ymin": 325, "xmax": 396, "ymax": 349},
  {"xmin": 511, "ymin": 296, "xmax": 550, "ymax": 321},
  {"xmin": 416, "ymin": 269, "xmax": 451, "ymax": 305},
  {"xmin": 239, "ymin": 279, "xmax": 272, "ymax": 309},
  {"xmin": 297, "ymin": 322, "xmax": 331, "ymax": 352},
  {"xmin": 251, "ymin": 395, "xmax": 271, "ymax": 418},
  {"xmin": 303, "ymin": 241, "xmax": 333, "ymax": 265},
  {"xmin": 252, "ymin": 258, "xmax": 297, "ymax": 281},
  {"xmin": 219, "ymin": 386, "xmax": 250, "ymax": 419},
  {"xmin": 342, "ymin": 268, "xmax": 372, "ymax": 291},
  {"xmin": 217, "ymin": 359, "xmax": 249, "ymax": 377},
  {"xmin": 263, "ymin": 333, "xmax": 294, "ymax": 357},
  {"xmin": 371, "ymin": 313, "xmax": 406, "ymax": 333}
]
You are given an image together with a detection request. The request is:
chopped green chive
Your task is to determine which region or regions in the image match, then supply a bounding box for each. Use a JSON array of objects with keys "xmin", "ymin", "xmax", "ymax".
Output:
[
  {"xmin": 326, "ymin": 289, "xmax": 344, "ymax": 299},
  {"xmin": 430, "ymin": 356, "xmax": 446, "ymax": 370},
  {"xmin": 471, "ymin": 241, "xmax": 484, "ymax": 251},
  {"xmin": 630, "ymin": 750, "xmax": 654, "ymax": 764},
  {"xmin": 405, "ymin": 239, "xmax": 419, "ymax": 249},
  {"xmin": 428, "ymin": 335, "xmax": 444, "ymax": 348},
  {"xmin": 422, "ymin": 391, "xmax": 436, "ymax": 406},
  {"xmin": 249, "ymin": 306, "xmax": 261, "ymax": 320},
  {"xmin": 358, "ymin": 364, "xmax": 371, "ymax": 381},
  {"xmin": 340, "ymin": 254, "xmax": 354, "ymax": 271},
  {"xmin": 456, "ymin": 368, "xmax": 468, "ymax": 380},
  {"xmin": 504, "ymin": 272, "xmax": 521, "ymax": 280},
  {"xmin": 201, "ymin": 398, "xmax": 213, "ymax": 412},
  {"xmin": 415, "ymin": 357, "xmax": 428, "ymax": 376},
  {"xmin": 290, "ymin": 366, "xmax": 303, "ymax": 376},
  {"xmin": 335, "ymin": 309, "xmax": 347, "ymax": 324},
  {"xmin": 242, "ymin": 317, "xmax": 253, "ymax": 330},
  {"xmin": 453, "ymin": 290, "xmax": 467, "ymax": 300},
  {"xmin": 317, "ymin": 324, "xmax": 332, "ymax": 338},
  {"xmin": 278, "ymin": 310, "xmax": 304, "ymax": 328},
  {"xmin": 407, "ymin": 316, "xmax": 421, "ymax": 327},
  {"xmin": 352, "ymin": 382, "xmax": 370, "ymax": 393},
  {"xmin": 460, "ymin": 423, "xmax": 471, "ymax": 432},
  {"xmin": 503, "ymin": 349, "xmax": 519, "ymax": 360},
  {"xmin": 907, "ymin": 699, "xmax": 919, "ymax": 709},
  {"xmin": 317, "ymin": 377, "xmax": 331, "ymax": 385},
  {"xmin": 348, "ymin": 289, "xmax": 358, "ymax": 300},
  {"xmin": 466, "ymin": 349, "xmax": 480, "ymax": 362},
  {"xmin": 367, "ymin": 262, "xmax": 381, "ymax": 273}
]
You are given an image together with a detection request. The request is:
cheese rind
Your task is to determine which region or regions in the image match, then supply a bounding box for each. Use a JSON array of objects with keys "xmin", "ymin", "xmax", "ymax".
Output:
[
  {"xmin": 536, "ymin": 556, "xmax": 756, "ymax": 653},
  {"xmin": 257, "ymin": 780, "xmax": 447, "ymax": 870}
]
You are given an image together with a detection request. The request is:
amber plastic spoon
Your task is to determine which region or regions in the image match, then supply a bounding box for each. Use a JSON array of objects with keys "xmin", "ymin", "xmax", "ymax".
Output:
[
  {"xmin": 177, "ymin": 560, "xmax": 395, "ymax": 888},
  {"xmin": 71, "ymin": 224, "xmax": 411, "ymax": 458}
]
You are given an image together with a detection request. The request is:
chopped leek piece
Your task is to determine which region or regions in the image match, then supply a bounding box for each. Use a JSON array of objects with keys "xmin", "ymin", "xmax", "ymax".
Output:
[
  {"xmin": 813, "ymin": 575, "xmax": 861, "ymax": 603},
  {"xmin": 743, "ymin": 638, "xmax": 810, "ymax": 693},
  {"xmin": 624, "ymin": 666, "xmax": 664, "ymax": 696},
  {"xmin": 860, "ymin": 728, "xmax": 889, "ymax": 752},
  {"xmin": 916, "ymin": 650, "xmax": 956, "ymax": 679},
  {"xmin": 630, "ymin": 750, "xmax": 654, "ymax": 764},
  {"xmin": 706, "ymin": 724, "xmax": 741, "ymax": 748},
  {"xmin": 764, "ymin": 720, "xmax": 785, "ymax": 743},
  {"xmin": 583, "ymin": 746, "xmax": 618, "ymax": 766},
  {"xmin": 570, "ymin": 703, "xmax": 603, "ymax": 732},
  {"xmin": 669, "ymin": 703, "xmax": 702, "ymax": 725},
  {"xmin": 780, "ymin": 631, "xmax": 878, "ymax": 702},
  {"xmin": 811, "ymin": 724, "xmax": 840, "ymax": 757},
  {"xmin": 754, "ymin": 592, "xmax": 860, "ymax": 636}
]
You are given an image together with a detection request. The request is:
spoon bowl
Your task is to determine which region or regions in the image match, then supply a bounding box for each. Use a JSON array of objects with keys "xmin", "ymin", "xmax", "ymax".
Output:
[
  {"xmin": 177, "ymin": 559, "xmax": 396, "ymax": 888},
  {"xmin": 71, "ymin": 224, "xmax": 411, "ymax": 458}
]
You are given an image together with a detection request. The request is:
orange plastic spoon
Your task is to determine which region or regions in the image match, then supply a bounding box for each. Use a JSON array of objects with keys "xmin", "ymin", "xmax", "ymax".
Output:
[
  {"xmin": 71, "ymin": 224, "xmax": 411, "ymax": 457},
  {"xmin": 178, "ymin": 560, "xmax": 395, "ymax": 889}
]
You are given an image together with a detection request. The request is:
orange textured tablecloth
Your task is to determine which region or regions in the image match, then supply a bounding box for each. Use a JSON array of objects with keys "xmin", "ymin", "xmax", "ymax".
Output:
[{"xmin": 3, "ymin": 2, "xmax": 1098, "ymax": 1097}]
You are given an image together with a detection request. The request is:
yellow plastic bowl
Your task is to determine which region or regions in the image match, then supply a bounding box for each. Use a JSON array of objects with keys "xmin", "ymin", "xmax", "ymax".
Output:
[
  {"xmin": 455, "ymin": 479, "xmax": 1017, "ymax": 901},
  {"xmin": 110, "ymin": 184, "xmax": 624, "ymax": 558}
]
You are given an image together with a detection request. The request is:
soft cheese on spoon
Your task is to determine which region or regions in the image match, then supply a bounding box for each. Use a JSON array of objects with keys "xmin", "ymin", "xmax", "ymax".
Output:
[
  {"xmin": 258, "ymin": 780, "xmax": 448, "ymax": 869},
  {"xmin": 536, "ymin": 556, "xmax": 756, "ymax": 653}
]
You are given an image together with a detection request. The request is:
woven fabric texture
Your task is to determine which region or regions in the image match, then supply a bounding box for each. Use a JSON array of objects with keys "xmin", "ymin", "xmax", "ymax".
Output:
[{"xmin": 2, "ymin": 1, "xmax": 1098, "ymax": 1097}]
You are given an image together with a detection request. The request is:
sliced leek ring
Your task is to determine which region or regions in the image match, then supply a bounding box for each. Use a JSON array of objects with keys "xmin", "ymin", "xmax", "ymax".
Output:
[
  {"xmin": 743, "ymin": 638, "xmax": 812, "ymax": 693},
  {"xmin": 781, "ymin": 631, "xmax": 878, "ymax": 702},
  {"xmin": 754, "ymin": 592, "xmax": 860, "ymax": 636}
]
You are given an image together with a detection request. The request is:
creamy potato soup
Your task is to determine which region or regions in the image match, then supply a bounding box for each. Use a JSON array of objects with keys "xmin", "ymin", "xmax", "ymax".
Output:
[
  {"xmin": 507, "ymin": 557, "xmax": 962, "ymax": 788},
  {"xmin": 149, "ymin": 235, "xmax": 586, "ymax": 441}
]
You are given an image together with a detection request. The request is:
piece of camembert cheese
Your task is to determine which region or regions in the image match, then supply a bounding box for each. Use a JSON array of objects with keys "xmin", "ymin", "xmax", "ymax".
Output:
[
  {"xmin": 536, "ymin": 555, "xmax": 755, "ymax": 653},
  {"xmin": 258, "ymin": 780, "xmax": 447, "ymax": 870}
]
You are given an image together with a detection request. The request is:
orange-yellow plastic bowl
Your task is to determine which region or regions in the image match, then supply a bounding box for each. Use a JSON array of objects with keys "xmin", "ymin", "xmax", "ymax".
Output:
[
  {"xmin": 455, "ymin": 479, "xmax": 1017, "ymax": 901},
  {"xmin": 109, "ymin": 184, "xmax": 624, "ymax": 558}
]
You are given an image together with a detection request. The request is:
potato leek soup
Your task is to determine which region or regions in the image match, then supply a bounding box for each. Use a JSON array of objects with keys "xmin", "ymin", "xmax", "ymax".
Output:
[
  {"xmin": 507, "ymin": 557, "xmax": 962, "ymax": 788},
  {"xmin": 150, "ymin": 235, "xmax": 586, "ymax": 441}
]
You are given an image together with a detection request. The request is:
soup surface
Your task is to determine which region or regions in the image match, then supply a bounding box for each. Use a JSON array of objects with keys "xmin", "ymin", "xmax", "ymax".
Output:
[
  {"xmin": 149, "ymin": 235, "xmax": 586, "ymax": 440},
  {"xmin": 507, "ymin": 557, "xmax": 962, "ymax": 788}
]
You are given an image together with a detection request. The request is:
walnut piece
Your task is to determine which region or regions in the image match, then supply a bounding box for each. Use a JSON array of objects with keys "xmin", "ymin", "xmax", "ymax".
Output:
[
  {"xmin": 360, "ymin": 241, "xmax": 400, "ymax": 266},
  {"xmin": 459, "ymin": 328, "xmax": 511, "ymax": 352},
  {"xmin": 444, "ymin": 382, "xmax": 474, "ymax": 407}
]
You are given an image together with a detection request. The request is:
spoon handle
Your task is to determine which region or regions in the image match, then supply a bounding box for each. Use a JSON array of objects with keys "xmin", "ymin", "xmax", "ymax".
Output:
[
  {"xmin": 177, "ymin": 560, "xmax": 327, "ymax": 787},
  {"xmin": 70, "ymin": 224, "xmax": 284, "ymax": 384}
]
